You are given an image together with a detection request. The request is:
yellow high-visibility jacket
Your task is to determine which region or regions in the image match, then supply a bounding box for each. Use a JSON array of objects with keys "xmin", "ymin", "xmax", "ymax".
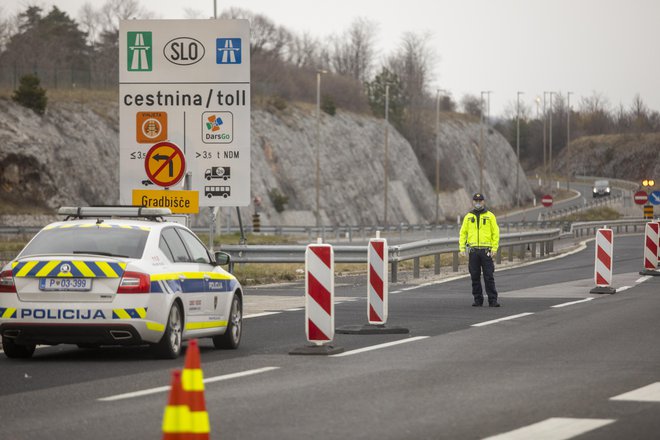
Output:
[{"xmin": 459, "ymin": 209, "xmax": 500, "ymax": 253}]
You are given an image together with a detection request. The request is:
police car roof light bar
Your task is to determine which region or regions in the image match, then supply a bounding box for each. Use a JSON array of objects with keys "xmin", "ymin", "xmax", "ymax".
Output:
[{"xmin": 58, "ymin": 206, "xmax": 173, "ymax": 220}]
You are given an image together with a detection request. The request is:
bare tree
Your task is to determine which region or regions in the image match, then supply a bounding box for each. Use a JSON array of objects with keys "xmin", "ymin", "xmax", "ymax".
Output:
[
  {"xmin": 285, "ymin": 32, "xmax": 322, "ymax": 68},
  {"xmin": 78, "ymin": 2, "xmax": 101, "ymax": 47},
  {"xmin": 329, "ymin": 17, "xmax": 377, "ymax": 83},
  {"xmin": 461, "ymin": 94, "xmax": 482, "ymax": 118},
  {"xmin": 221, "ymin": 7, "xmax": 290, "ymax": 61}
]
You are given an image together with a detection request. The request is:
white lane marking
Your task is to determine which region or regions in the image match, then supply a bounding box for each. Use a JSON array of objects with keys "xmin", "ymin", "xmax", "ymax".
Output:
[
  {"xmin": 636, "ymin": 276, "xmax": 651, "ymax": 283},
  {"xmin": 611, "ymin": 382, "xmax": 660, "ymax": 402},
  {"xmin": 330, "ymin": 336, "xmax": 429, "ymax": 357},
  {"xmin": 616, "ymin": 285, "xmax": 633, "ymax": 293},
  {"xmin": 482, "ymin": 417, "xmax": 615, "ymax": 440},
  {"xmin": 552, "ymin": 298, "xmax": 595, "ymax": 308},
  {"xmin": 471, "ymin": 313, "xmax": 534, "ymax": 327},
  {"xmin": 395, "ymin": 239, "xmax": 590, "ymax": 293},
  {"xmin": 245, "ymin": 311, "xmax": 281, "ymax": 319},
  {"xmin": 98, "ymin": 366, "xmax": 280, "ymax": 402},
  {"xmin": 284, "ymin": 307, "xmax": 304, "ymax": 312},
  {"xmin": 391, "ymin": 290, "xmax": 403, "ymax": 294}
]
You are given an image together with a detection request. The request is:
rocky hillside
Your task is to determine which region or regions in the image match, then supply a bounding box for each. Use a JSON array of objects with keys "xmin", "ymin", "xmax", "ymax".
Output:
[
  {"xmin": 556, "ymin": 132, "xmax": 660, "ymax": 181},
  {"xmin": 0, "ymin": 97, "xmax": 533, "ymax": 226}
]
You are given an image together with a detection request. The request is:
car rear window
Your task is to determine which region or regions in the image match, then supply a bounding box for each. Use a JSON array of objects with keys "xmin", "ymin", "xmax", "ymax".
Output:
[{"xmin": 19, "ymin": 225, "xmax": 150, "ymax": 259}]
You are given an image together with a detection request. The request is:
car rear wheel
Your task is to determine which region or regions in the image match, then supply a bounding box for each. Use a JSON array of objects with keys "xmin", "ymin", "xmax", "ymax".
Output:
[
  {"xmin": 153, "ymin": 302, "xmax": 183, "ymax": 359},
  {"xmin": 2, "ymin": 336, "xmax": 36, "ymax": 359},
  {"xmin": 213, "ymin": 293, "xmax": 242, "ymax": 349}
]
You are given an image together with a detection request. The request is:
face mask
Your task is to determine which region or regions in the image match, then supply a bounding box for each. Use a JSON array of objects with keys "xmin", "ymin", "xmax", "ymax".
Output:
[{"xmin": 473, "ymin": 202, "xmax": 483, "ymax": 210}]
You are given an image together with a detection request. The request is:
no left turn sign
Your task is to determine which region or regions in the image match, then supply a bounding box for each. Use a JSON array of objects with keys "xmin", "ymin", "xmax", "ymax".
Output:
[{"xmin": 144, "ymin": 141, "xmax": 186, "ymax": 187}]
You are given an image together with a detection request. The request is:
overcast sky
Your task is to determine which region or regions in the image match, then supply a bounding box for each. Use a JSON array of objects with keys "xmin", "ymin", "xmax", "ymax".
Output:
[{"xmin": 5, "ymin": 0, "xmax": 660, "ymax": 117}]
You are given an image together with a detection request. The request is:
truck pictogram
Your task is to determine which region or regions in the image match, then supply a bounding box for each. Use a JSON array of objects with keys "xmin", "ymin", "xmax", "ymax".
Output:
[{"xmin": 205, "ymin": 166, "xmax": 230, "ymax": 181}]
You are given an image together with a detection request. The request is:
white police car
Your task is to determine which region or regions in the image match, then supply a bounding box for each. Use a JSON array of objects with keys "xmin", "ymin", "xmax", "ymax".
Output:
[{"xmin": 0, "ymin": 207, "xmax": 242, "ymax": 359}]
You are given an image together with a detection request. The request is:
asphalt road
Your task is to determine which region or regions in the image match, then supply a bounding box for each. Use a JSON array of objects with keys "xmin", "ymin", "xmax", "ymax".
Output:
[{"xmin": 1, "ymin": 234, "xmax": 658, "ymax": 440}]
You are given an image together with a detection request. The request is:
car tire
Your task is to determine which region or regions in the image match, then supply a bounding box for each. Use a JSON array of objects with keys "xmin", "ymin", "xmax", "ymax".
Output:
[
  {"xmin": 153, "ymin": 302, "xmax": 183, "ymax": 359},
  {"xmin": 2, "ymin": 336, "xmax": 36, "ymax": 359},
  {"xmin": 213, "ymin": 293, "xmax": 242, "ymax": 349}
]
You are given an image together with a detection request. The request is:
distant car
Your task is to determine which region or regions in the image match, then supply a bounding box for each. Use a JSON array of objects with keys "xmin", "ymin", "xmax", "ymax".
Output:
[
  {"xmin": 0, "ymin": 206, "xmax": 242, "ymax": 359},
  {"xmin": 592, "ymin": 180, "xmax": 611, "ymax": 198}
]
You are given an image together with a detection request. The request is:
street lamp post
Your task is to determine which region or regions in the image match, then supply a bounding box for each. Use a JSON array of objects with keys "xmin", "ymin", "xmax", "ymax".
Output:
[
  {"xmin": 479, "ymin": 91, "xmax": 492, "ymax": 194},
  {"xmin": 516, "ymin": 91, "xmax": 524, "ymax": 207},
  {"xmin": 566, "ymin": 92, "xmax": 573, "ymax": 191},
  {"xmin": 548, "ymin": 91, "xmax": 554, "ymax": 179},
  {"xmin": 435, "ymin": 89, "xmax": 447, "ymax": 224},
  {"xmin": 315, "ymin": 69, "xmax": 326, "ymax": 228},
  {"xmin": 384, "ymin": 84, "xmax": 390, "ymax": 226},
  {"xmin": 542, "ymin": 91, "xmax": 550, "ymax": 185}
]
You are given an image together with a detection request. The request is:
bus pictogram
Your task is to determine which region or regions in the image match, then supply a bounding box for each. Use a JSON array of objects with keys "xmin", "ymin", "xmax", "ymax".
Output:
[{"xmin": 205, "ymin": 186, "xmax": 230, "ymax": 198}]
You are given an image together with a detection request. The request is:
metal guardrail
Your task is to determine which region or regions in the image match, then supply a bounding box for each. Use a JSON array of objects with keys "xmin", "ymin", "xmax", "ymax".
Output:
[
  {"xmin": 570, "ymin": 219, "xmax": 652, "ymax": 238},
  {"xmin": 221, "ymin": 229, "xmax": 561, "ymax": 282},
  {"xmin": 540, "ymin": 195, "xmax": 623, "ymax": 221}
]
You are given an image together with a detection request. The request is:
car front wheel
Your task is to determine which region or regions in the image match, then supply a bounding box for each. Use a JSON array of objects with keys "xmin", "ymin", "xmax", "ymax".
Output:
[
  {"xmin": 153, "ymin": 302, "xmax": 183, "ymax": 359},
  {"xmin": 2, "ymin": 336, "xmax": 36, "ymax": 359},
  {"xmin": 213, "ymin": 293, "xmax": 242, "ymax": 349}
]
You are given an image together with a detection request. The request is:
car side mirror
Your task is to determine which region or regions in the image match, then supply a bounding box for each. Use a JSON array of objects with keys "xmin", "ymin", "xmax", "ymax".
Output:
[{"xmin": 214, "ymin": 251, "xmax": 231, "ymax": 266}]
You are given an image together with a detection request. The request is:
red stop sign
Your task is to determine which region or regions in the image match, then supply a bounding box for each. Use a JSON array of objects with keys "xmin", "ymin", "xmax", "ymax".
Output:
[
  {"xmin": 634, "ymin": 190, "xmax": 648, "ymax": 205},
  {"xmin": 541, "ymin": 194, "xmax": 553, "ymax": 207}
]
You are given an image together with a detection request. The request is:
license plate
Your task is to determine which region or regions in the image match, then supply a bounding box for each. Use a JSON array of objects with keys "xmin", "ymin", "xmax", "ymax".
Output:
[{"xmin": 39, "ymin": 278, "xmax": 93, "ymax": 291}]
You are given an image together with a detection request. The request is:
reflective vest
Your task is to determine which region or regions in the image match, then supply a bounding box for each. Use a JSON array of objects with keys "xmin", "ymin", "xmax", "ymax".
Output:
[{"xmin": 459, "ymin": 210, "xmax": 500, "ymax": 252}]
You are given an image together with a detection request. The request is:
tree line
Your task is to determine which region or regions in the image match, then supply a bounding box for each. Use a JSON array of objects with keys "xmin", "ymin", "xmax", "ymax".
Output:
[{"xmin": 1, "ymin": 0, "xmax": 658, "ymax": 180}]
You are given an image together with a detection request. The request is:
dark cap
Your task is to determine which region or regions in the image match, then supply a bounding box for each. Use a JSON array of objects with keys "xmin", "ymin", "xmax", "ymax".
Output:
[{"xmin": 472, "ymin": 193, "xmax": 485, "ymax": 201}]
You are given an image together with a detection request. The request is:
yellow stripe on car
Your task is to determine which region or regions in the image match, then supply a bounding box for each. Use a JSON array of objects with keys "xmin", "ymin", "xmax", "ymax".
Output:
[
  {"xmin": 72, "ymin": 261, "xmax": 96, "ymax": 277},
  {"xmin": 146, "ymin": 322, "xmax": 165, "ymax": 331},
  {"xmin": 185, "ymin": 321, "xmax": 227, "ymax": 330},
  {"xmin": 36, "ymin": 261, "xmax": 60, "ymax": 277},
  {"xmin": 14, "ymin": 261, "xmax": 38, "ymax": 277}
]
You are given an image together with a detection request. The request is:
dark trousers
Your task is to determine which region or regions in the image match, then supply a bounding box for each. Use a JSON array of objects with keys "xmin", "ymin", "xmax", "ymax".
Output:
[{"xmin": 468, "ymin": 248, "xmax": 498, "ymax": 304}]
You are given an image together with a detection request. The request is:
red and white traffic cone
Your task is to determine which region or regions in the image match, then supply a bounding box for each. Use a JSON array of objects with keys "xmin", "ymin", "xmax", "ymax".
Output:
[{"xmin": 590, "ymin": 228, "xmax": 616, "ymax": 294}]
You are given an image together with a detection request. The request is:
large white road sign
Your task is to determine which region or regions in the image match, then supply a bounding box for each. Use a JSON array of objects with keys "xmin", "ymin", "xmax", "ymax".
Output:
[{"xmin": 119, "ymin": 20, "xmax": 250, "ymax": 208}]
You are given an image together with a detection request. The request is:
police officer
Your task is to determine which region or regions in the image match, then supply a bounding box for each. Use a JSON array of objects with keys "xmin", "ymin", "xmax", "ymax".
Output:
[{"xmin": 459, "ymin": 193, "xmax": 501, "ymax": 307}]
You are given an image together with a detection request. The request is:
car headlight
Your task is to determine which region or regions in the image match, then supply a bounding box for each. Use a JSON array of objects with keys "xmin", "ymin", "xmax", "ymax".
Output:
[
  {"xmin": 606, "ymin": 187, "xmax": 610, "ymax": 192},
  {"xmin": 593, "ymin": 188, "xmax": 597, "ymax": 192}
]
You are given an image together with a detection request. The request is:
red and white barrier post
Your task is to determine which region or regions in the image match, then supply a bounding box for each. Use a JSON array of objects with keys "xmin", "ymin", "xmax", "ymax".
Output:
[
  {"xmin": 336, "ymin": 231, "xmax": 408, "ymax": 335},
  {"xmin": 640, "ymin": 222, "xmax": 660, "ymax": 276},
  {"xmin": 290, "ymin": 239, "xmax": 343, "ymax": 355},
  {"xmin": 590, "ymin": 228, "xmax": 616, "ymax": 294},
  {"xmin": 368, "ymin": 233, "xmax": 388, "ymax": 325}
]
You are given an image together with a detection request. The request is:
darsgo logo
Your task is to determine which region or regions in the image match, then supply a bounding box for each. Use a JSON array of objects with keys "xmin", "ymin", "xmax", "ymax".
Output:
[
  {"xmin": 127, "ymin": 31, "xmax": 152, "ymax": 71},
  {"xmin": 216, "ymin": 38, "xmax": 241, "ymax": 64},
  {"xmin": 202, "ymin": 111, "xmax": 233, "ymax": 144}
]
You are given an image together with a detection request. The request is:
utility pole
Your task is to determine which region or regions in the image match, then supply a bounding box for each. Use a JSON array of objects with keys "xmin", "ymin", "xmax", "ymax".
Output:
[
  {"xmin": 384, "ymin": 84, "xmax": 390, "ymax": 226},
  {"xmin": 566, "ymin": 92, "xmax": 573, "ymax": 192},
  {"xmin": 516, "ymin": 91, "xmax": 524, "ymax": 207},
  {"xmin": 315, "ymin": 69, "xmax": 326, "ymax": 227},
  {"xmin": 435, "ymin": 89, "xmax": 446, "ymax": 224}
]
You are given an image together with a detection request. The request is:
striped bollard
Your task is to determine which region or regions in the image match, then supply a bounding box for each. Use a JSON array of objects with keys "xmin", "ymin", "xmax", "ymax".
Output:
[
  {"xmin": 590, "ymin": 228, "xmax": 616, "ymax": 294},
  {"xmin": 639, "ymin": 222, "xmax": 660, "ymax": 276},
  {"xmin": 290, "ymin": 239, "xmax": 343, "ymax": 355},
  {"xmin": 368, "ymin": 234, "xmax": 388, "ymax": 324},
  {"xmin": 337, "ymin": 232, "xmax": 408, "ymax": 335}
]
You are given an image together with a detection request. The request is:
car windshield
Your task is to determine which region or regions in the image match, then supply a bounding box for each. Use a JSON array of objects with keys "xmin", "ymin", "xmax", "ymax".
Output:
[
  {"xmin": 595, "ymin": 180, "xmax": 609, "ymax": 187},
  {"xmin": 19, "ymin": 225, "xmax": 150, "ymax": 259}
]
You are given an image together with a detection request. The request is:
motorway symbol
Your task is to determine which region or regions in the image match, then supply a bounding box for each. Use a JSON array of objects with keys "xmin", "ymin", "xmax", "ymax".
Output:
[
  {"xmin": 144, "ymin": 141, "xmax": 186, "ymax": 187},
  {"xmin": 541, "ymin": 194, "xmax": 553, "ymax": 207},
  {"xmin": 649, "ymin": 190, "xmax": 660, "ymax": 205},
  {"xmin": 127, "ymin": 31, "xmax": 152, "ymax": 71},
  {"xmin": 634, "ymin": 190, "xmax": 648, "ymax": 205}
]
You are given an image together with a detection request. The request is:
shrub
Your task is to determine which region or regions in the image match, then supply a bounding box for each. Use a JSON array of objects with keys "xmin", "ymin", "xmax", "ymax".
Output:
[
  {"xmin": 268, "ymin": 188, "xmax": 289, "ymax": 213},
  {"xmin": 12, "ymin": 74, "xmax": 48, "ymax": 115},
  {"xmin": 321, "ymin": 94, "xmax": 336, "ymax": 116}
]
